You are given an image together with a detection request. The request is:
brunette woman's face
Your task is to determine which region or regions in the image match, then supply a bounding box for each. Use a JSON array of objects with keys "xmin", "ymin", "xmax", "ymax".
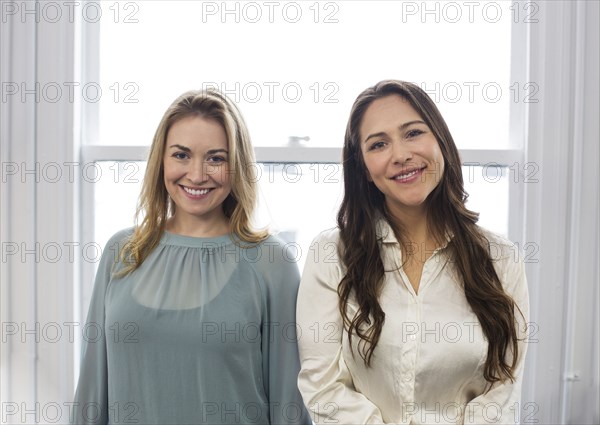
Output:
[
  {"xmin": 163, "ymin": 116, "xmax": 232, "ymax": 226},
  {"xmin": 359, "ymin": 95, "xmax": 444, "ymax": 217}
]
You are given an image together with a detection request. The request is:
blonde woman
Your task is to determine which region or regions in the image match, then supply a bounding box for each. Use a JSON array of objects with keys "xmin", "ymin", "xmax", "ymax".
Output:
[{"xmin": 72, "ymin": 89, "xmax": 310, "ymax": 424}]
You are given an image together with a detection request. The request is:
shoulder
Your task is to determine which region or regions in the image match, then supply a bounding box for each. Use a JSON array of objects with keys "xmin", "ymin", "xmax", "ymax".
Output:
[
  {"xmin": 244, "ymin": 233, "xmax": 301, "ymax": 286},
  {"xmin": 308, "ymin": 227, "xmax": 342, "ymax": 255},
  {"xmin": 96, "ymin": 227, "xmax": 135, "ymax": 273},
  {"xmin": 312, "ymin": 226, "xmax": 341, "ymax": 244},
  {"xmin": 244, "ymin": 233, "xmax": 298, "ymax": 264},
  {"xmin": 477, "ymin": 227, "xmax": 521, "ymax": 262},
  {"xmin": 104, "ymin": 227, "xmax": 135, "ymax": 249},
  {"xmin": 101, "ymin": 227, "xmax": 135, "ymax": 258},
  {"xmin": 302, "ymin": 227, "xmax": 343, "ymax": 280},
  {"xmin": 477, "ymin": 227, "xmax": 528, "ymax": 299},
  {"xmin": 88, "ymin": 228, "xmax": 135, "ymax": 289}
]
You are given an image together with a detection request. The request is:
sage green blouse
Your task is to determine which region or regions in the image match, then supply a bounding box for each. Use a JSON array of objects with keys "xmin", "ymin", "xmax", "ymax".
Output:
[{"xmin": 72, "ymin": 228, "xmax": 310, "ymax": 425}]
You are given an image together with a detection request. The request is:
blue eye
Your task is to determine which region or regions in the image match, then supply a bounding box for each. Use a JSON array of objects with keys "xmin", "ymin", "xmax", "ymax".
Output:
[
  {"xmin": 207, "ymin": 156, "xmax": 227, "ymax": 164},
  {"xmin": 172, "ymin": 152, "xmax": 189, "ymax": 160}
]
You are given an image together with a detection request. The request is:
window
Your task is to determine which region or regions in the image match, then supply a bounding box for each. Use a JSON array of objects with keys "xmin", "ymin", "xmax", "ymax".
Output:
[
  {"xmin": 81, "ymin": 0, "xmax": 527, "ymax": 312},
  {"xmin": 94, "ymin": 1, "xmax": 515, "ymax": 149}
]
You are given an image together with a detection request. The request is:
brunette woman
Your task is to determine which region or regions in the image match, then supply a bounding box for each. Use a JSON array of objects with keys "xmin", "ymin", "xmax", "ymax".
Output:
[{"xmin": 297, "ymin": 80, "xmax": 529, "ymax": 424}]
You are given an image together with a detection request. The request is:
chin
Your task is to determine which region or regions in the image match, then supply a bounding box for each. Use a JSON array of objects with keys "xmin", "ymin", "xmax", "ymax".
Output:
[{"xmin": 390, "ymin": 198, "xmax": 429, "ymax": 211}]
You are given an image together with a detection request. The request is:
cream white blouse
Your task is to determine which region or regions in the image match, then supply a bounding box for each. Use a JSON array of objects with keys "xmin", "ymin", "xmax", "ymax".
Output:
[{"xmin": 297, "ymin": 220, "xmax": 529, "ymax": 425}]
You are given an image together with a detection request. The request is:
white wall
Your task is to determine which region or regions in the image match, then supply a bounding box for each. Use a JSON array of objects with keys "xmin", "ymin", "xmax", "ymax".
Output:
[
  {"xmin": 1, "ymin": 5, "xmax": 78, "ymax": 423},
  {"xmin": 521, "ymin": 1, "xmax": 599, "ymax": 423},
  {"xmin": 1, "ymin": 1, "xmax": 598, "ymax": 423}
]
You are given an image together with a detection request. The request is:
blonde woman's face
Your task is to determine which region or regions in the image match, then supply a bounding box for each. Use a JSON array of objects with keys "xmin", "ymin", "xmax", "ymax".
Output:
[{"xmin": 163, "ymin": 116, "xmax": 232, "ymax": 227}]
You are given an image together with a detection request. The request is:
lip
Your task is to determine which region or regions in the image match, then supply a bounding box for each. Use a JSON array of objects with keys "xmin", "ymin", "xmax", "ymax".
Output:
[
  {"xmin": 179, "ymin": 184, "xmax": 214, "ymax": 199},
  {"xmin": 389, "ymin": 166, "xmax": 426, "ymax": 183}
]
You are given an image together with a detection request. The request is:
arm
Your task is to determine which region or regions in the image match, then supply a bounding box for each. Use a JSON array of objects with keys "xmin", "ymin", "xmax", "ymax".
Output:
[
  {"xmin": 260, "ymin": 237, "xmax": 312, "ymax": 425},
  {"xmin": 297, "ymin": 231, "xmax": 388, "ymax": 424},
  {"xmin": 464, "ymin": 244, "xmax": 530, "ymax": 425},
  {"xmin": 71, "ymin": 230, "xmax": 129, "ymax": 425}
]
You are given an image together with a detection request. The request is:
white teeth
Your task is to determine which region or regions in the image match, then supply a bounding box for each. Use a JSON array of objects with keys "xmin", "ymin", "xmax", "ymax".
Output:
[
  {"xmin": 183, "ymin": 187, "xmax": 210, "ymax": 196},
  {"xmin": 395, "ymin": 169, "xmax": 419, "ymax": 180}
]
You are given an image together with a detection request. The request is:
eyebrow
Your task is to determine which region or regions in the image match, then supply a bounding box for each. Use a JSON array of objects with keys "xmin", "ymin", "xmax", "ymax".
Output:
[
  {"xmin": 169, "ymin": 144, "xmax": 191, "ymax": 152},
  {"xmin": 206, "ymin": 149, "xmax": 229, "ymax": 155},
  {"xmin": 168, "ymin": 145, "xmax": 229, "ymax": 155},
  {"xmin": 363, "ymin": 120, "xmax": 426, "ymax": 144}
]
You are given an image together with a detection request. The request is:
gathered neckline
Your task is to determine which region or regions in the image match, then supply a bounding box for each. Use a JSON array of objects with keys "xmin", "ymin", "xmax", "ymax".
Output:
[{"xmin": 160, "ymin": 231, "xmax": 235, "ymax": 248}]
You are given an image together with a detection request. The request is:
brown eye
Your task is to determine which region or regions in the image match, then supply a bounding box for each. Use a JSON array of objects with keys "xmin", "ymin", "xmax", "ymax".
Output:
[
  {"xmin": 406, "ymin": 129, "xmax": 424, "ymax": 139},
  {"xmin": 369, "ymin": 141, "xmax": 386, "ymax": 151}
]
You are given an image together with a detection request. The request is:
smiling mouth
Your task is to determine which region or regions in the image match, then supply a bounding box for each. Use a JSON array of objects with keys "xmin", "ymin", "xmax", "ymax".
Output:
[
  {"xmin": 391, "ymin": 166, "xmax": 426, "ymax": 181},
  {"xmin": 180, "ymin": 185, "xmax": 212, "ymax": 196}
]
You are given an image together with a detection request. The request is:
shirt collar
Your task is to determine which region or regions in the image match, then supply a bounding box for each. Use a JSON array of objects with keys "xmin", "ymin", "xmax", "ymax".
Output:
[
  {"xmin": 375, "ymin": 217, "xmax": 453, "ymax": 249},
  {"xmin": 376, "ymin": 218, "xmax": 397, "ymax": 244}
]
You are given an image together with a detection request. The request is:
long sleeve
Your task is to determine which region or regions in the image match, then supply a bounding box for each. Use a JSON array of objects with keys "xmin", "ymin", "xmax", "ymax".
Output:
[
  {"xmin": 71, "ymin": 230, "xmax": 129, "ymax": 425},
  {"xmin": 297, "ymin": 230, "xmax": 389, "ymax": 424},
  {"xmin": 463, "ymin": 241, "xmax": 530, "ymax": 425},
  {"xmin": 259, "ymin": 237, "xmax": 312, "ymax": 425}
]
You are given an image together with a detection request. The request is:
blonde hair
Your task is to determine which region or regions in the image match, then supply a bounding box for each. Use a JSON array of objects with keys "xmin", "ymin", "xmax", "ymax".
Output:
[{"xmin": 118, "ymin": 89, "xmax": 267, "ymax": 276}]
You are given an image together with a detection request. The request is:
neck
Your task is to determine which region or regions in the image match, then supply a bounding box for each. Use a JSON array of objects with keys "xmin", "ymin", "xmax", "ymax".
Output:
[
  {"xmin": 386, "ymin": 203, "xmax": 429, "ymax": 243},
  {"xmin": 166, "ymin": 212, "xmax": 230, "ymax": 238}
]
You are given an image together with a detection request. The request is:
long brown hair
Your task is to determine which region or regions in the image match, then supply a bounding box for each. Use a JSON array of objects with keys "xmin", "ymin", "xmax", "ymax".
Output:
[
  {"xmin": 118, "ymin": 89, "xmax": 267, "ymax": 276},
  {"xmin": 337, "ymin": 80, "xmax": 520, "ymax": 384}
]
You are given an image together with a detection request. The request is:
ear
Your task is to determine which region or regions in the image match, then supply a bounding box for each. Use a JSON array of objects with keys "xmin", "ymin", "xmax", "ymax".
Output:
[{"xmin": 365, "ymin": 169, "xmax": 373, "ymax": 182}]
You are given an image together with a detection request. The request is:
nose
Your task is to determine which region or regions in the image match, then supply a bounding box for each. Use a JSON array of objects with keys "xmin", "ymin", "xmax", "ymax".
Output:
[
  {"xmin": 186, "ymin": 158, "xmax": 209, "ymax": 185},
  {"xmin": 391, "ymin": 139, "xmax": 412, "ymax": 164}
]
